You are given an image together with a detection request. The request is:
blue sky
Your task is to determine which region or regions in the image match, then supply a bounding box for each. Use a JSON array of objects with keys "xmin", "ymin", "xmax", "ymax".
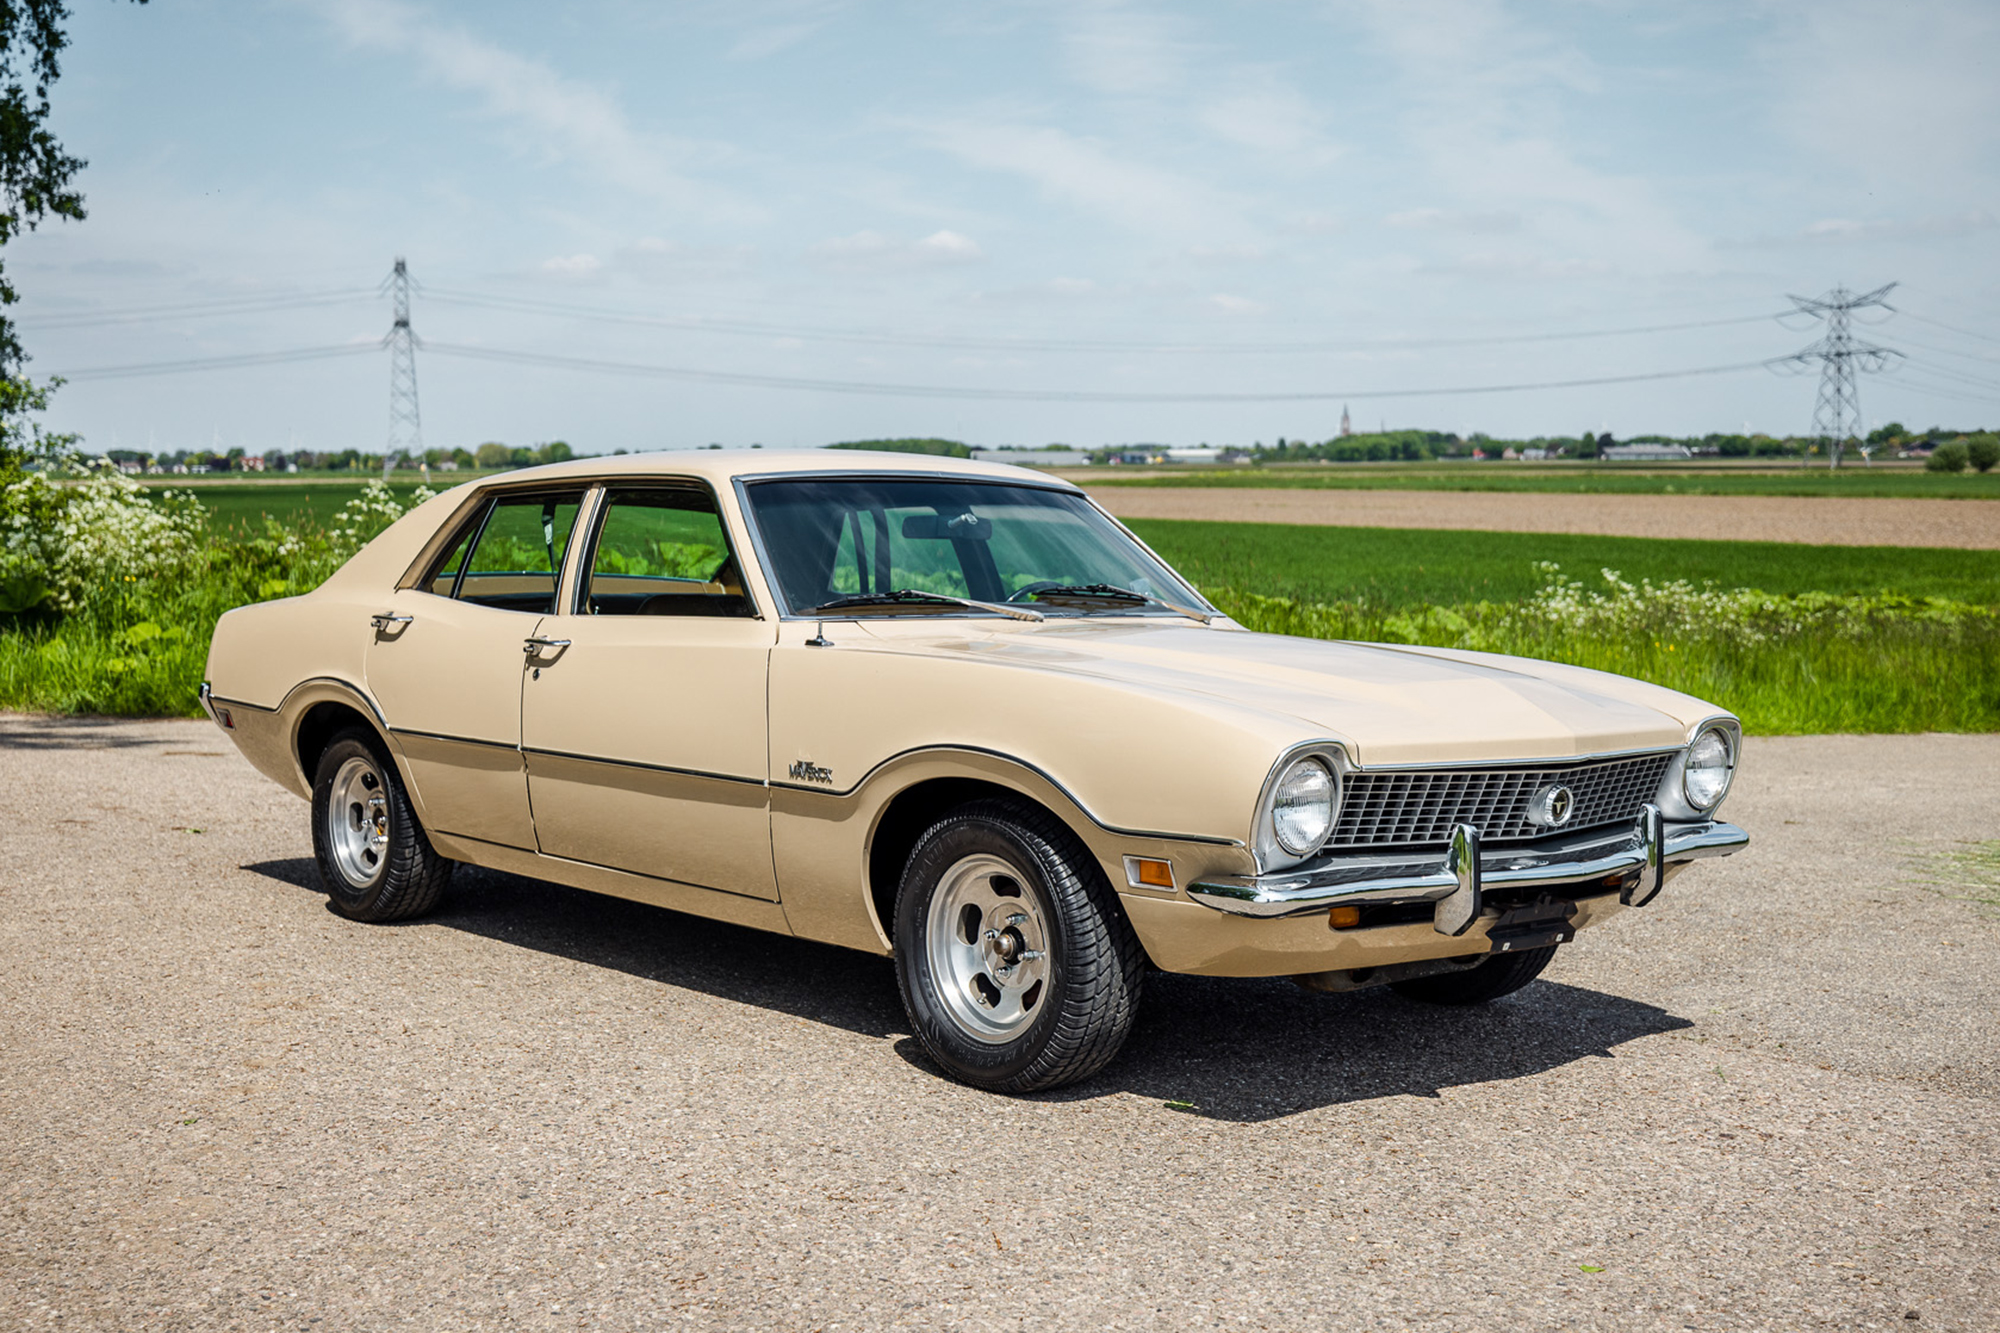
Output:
[{"xmin": 19, "ymin": 0, "xmax": 2000, "ymax": 456}]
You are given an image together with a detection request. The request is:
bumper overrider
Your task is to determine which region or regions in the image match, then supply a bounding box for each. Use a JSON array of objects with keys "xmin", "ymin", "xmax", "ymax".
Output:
[{"xmin": 1188, "ymin": 804, "xmax": 1748, "ymax": 935}]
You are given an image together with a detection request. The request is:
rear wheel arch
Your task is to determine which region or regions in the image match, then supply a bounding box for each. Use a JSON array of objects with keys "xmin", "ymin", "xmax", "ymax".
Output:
[{"xmin": 294, "ymin": 699, "xmax": 389, "ymax": 787}]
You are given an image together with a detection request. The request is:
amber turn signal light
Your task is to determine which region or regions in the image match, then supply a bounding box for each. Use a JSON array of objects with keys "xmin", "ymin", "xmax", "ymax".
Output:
[
  {"xmin": 1129, "ymin": 858, "xmax": 1175, "ymax": 889},
  {"xmin": 1327, "ymin": 905, "xmax": 1362, "ymax": 930}
]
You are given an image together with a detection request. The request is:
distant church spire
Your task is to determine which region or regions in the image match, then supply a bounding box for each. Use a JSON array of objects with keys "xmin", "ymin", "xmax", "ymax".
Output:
[{"xmin": 1339, "ymin": 404, "xmax": 1352, "ymax": 437}]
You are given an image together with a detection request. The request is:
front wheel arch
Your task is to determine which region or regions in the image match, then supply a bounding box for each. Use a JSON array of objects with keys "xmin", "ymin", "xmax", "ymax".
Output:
[{"xmin": 867, "ymin": 775, "xmax": 1095, "ymax": 954}]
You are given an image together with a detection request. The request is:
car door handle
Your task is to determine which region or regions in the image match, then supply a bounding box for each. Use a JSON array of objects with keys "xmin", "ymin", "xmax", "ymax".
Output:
[
  {"xmin": 370, "ymin": 613, "xmax": 414, "ymax": 630},
  {"xmin": 523, "ymin": 636, "xmax": 572, "ymax": 654}
]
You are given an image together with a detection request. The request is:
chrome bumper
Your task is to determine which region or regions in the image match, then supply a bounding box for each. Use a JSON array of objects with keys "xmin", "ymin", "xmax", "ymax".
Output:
[{"xmin": 1188, "ymin": 804, "xmax": 1748, "ymax": 932}]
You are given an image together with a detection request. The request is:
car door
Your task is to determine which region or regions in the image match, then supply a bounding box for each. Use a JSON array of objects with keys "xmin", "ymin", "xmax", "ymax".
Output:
[
  {"xmin": 365, "ymin": 486, "xmax": 587, "ymax": 850},
  {"xmin": 520, "ymin": 482, "xmax": 779, "ymax": 899}
]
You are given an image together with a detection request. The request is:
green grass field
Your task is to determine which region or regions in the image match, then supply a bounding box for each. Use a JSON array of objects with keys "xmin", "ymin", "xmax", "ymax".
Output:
[
  {"xmin": 164, "ymin": 478, "xmax": 449, "ymax": 528},
  {"xmin": 1072, "ymin": 464, "xmax": 2000, "ymax": 499},
  {"xmin": 1127, "ymin": 519, "xmax": 2000, "ymax": 609}
]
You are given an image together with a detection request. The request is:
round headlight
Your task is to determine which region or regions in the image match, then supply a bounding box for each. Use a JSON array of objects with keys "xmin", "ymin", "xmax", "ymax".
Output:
[
  {"xmin": 1682, "ymin": 728, "xmax": 1734, "ymax": 811},
  {"xmin": 1272, "ymin": 759, "xmax": 1335, "ymax": 856}
]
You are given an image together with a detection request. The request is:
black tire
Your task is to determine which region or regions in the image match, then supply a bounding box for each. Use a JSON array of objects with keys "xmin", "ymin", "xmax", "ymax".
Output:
[
  {"xmin": 310, "ymin": 727, "xmax": 452, "ymax": 923},
  {"xmin": 1388, "ymin": 944, "xmax": 1558, "ymax": 1005},
  {"xmin": 893, "ymin": 799, "xmax": 1143, "ymax": 1093}
]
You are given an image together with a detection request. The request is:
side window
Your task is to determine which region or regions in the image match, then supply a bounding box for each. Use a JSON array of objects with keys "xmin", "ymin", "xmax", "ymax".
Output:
[
  {"xmin": 581, "ymin": 487, "xmax": 753, "ymax": 618},
  {"xmin": 425, "ymin": 490, "xmax": 584, "ymax": 614},
  {"xmin": 425, "ymin": 518, "xmax": 477, "ymax": 596}
]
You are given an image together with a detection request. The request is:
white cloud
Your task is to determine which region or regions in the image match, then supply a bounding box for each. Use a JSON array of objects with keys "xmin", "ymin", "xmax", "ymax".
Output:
[
  {"xmin": 1347, "ymin": 0, "xmax": 1706, "ymax": 274},
  {"xmin": 1208, "ymin": 293, "xmax": 1269, "ymax": 315},
  {"xmin": 1728, "ymin": 212, "xmax": 2000, "ymax": 249},
  {"xmin": 541, "ymin": 253, "xmax": 603, "ymax": 276},
  {"xmin": 910, "ymin": 118, "xmax": 1240, "ymax": 240},
  {"xmin": 729, "ymin": 22, "xmax": 823, "ymax": 60},
  {"xmin": 318, "ymin": 0, "xmax": 757, "ymax": 222},
  {"xmin": 806, "ymin": 228, "xmax": 985, "ymax": 268},
  {"xmin": 1058, "ymin": 1, "xmax": 1190, "ymax": 95},
  {"xmin": 1762, "ymin": 0, "xmax": 2000, "ymax": 187},
  {"xmin": 1199, "ymin": 84, "xmax": 1342, "ymax": 164},
  {"xmin": 1384, "ymin": 207, "xmax": 1521, "ymax": 233},
  {"xmin": 1416, "ymin": 252, "xmax": 1613, "ymax": 280}
]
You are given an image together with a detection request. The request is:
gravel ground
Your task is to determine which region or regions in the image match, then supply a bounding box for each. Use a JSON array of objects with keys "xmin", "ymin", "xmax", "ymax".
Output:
[
  {"xmin": 2, "ymin": 717, "xmax": 1996, "ymax": 1332},
  {"xmin": 1078, "ymin": 487, "xmax": 2000, "ymax": 549}
]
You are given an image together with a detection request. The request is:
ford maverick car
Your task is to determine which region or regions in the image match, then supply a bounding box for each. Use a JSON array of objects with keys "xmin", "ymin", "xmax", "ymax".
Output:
[{"xmin": 202, "ymin": 451, "xmax": 1748, "ymax": 1092}]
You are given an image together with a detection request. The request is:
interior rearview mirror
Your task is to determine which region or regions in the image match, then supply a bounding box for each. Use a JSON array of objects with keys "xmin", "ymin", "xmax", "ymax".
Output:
[{"xmin": 901, "ymin": 512, "xmax": 993, "ymax": 541}]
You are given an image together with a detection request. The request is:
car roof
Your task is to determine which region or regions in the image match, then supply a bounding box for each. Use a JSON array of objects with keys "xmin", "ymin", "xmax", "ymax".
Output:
[{"xmin": 456, "ymin": 448, "xmax": 1083, "ymax": 492}]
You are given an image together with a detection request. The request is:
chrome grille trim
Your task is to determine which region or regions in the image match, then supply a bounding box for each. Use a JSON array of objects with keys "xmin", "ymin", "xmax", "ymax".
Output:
[{"xmin": 1331, "ymin": 751, "xmax": 1677, "ymax": 850}]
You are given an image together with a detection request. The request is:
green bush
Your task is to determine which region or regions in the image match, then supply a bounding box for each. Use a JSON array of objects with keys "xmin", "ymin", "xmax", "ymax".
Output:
[
  {"xmin": 1966, "ymin": 433, "xmax": 2000, "ymax": 474},
  {"xmin": 1927, "ymin": 441, "xmax": 1971, "ymax": 473}
]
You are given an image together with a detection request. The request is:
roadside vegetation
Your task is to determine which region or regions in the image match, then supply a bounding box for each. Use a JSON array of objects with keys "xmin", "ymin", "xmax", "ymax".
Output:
[
  {"xmin": 4, "ymin": 457, "xmax": 1996, "ymax": 733},
  {"xmin": 1, "ymin": 464, "xmax": 421, "ymax": 715}
]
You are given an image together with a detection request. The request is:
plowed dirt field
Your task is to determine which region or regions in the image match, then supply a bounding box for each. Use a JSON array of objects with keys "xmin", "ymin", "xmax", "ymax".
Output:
[{"xmin": 1079, "ymin": 485, "xmax": 2000, "ymax": 548}]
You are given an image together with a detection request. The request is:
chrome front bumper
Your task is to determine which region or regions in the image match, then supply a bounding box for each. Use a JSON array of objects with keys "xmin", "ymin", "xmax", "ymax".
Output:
[{"xmin": 1188, "ymin": 804, "xmax": 1748, "ymax": 933}]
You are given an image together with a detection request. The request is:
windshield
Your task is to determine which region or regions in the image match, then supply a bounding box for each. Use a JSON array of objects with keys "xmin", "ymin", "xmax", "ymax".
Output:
[{"xmin": 742, "ymin": 478, "xmax": 1208, "ymax": 618}]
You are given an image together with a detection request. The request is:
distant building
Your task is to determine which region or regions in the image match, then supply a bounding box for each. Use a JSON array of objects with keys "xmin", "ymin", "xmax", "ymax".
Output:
[
  {"xmin": 1339, "ymin": 405, "xmax": 1352, "ymax": 437},
  {"xmin": 1600, "ymin": 443, "xmax": 1693, "ymax": 462},
  {"xmin": 968, "ymin": 449, "xmax": 1086, "ymax": 467}
]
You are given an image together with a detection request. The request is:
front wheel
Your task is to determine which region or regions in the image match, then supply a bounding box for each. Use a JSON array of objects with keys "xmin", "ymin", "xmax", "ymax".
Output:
[
  {"xmin": 894, "ymin": 800, "xmax": 1143, "ymax": 1093},
  {"xmin": 310, "ymin": 728, "xmax": 452, "ymax": 922}
]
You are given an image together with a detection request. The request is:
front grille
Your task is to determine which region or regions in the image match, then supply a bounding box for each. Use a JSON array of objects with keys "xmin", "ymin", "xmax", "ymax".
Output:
[{"xmin": 1330, "ymin": 751, "xmax": 1676, "ymax": 850}]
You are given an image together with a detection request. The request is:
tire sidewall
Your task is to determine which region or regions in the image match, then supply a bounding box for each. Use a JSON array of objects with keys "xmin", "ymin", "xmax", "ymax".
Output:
[
  {"xmin": 894, "ymin": 814, "xmax": 1071, "ymax": 1087},
  {"xmin": 311, "ymin": 731, "xmax": 400, "ymax": 918}
]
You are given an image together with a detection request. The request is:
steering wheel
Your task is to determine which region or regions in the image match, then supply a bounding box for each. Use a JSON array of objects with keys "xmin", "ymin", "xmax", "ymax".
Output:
[{"xmin": 1007, "ymin": 581, "xmax": 1064, "ymax": 603}]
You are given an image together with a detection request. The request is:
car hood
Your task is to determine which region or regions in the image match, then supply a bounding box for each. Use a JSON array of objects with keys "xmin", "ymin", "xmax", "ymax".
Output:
[{"xmin": 851, "ymin": 617, "xmax": 1709, "ymax": 765}]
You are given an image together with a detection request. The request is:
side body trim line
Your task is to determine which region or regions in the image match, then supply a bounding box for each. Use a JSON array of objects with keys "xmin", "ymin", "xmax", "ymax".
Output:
[{"xmin": 769, "ymin": 742, "xmax": 1241, "ymax": 848}]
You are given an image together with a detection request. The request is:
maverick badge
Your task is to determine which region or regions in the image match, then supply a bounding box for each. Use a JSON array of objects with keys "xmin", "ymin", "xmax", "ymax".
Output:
[{"xmin": 788, "ymin": 759, "xmax": 834, "ymax": 786}]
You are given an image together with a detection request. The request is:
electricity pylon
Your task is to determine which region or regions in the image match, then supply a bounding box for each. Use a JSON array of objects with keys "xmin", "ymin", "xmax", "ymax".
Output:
[
  {"xmin": 1772, "ymin": 283, "xmax": 1900, "ymax": 469},
  {"xmin": 381, "ymin": 258, "xmax": 421, "ymax": 475}
]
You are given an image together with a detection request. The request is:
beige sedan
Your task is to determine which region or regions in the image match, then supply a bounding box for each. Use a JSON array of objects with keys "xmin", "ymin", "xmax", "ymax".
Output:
[{"xmin": 202, "ymin": 450, "xmax": 1747, "ymax": 1091}]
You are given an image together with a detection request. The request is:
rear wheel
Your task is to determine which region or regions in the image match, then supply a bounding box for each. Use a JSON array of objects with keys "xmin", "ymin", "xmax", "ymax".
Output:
[
  {"xmin": 1388, "ymin": 944, "xmax": 1557, "ymax": 1005},
  {"xmin": 310, "ymin": 728, "xmax": 452, "ymax": 922},
  {"xmin": 894, "ymin": 800, "xmax": 1142, "ymax": 1093}
]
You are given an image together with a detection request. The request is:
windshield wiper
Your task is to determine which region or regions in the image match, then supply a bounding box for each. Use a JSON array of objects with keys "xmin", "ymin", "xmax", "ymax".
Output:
[
  {"xmin": 807, "ymin": 589, "xmax": 1045, "ymax": 622},
  {"xmin": 1023, "ymin": 583, "xmax": 1214, "ymax": 624}
]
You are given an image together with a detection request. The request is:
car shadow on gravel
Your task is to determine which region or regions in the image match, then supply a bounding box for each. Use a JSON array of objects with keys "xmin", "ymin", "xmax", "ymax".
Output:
[
  {"xmin": 1053, "ymin": 970, "xmax": 1694, "ymax": 1122},
  {"xmin": 245, "ymin": 857, "xmax": 1692, "ymax": 1122},
  {"xmin": 0, "ymin": 716, "xmax": 190, "ymax": 748},
  {"xmin": 244, "ymin": 857, "xmax": 910, "ymax": 1039}
]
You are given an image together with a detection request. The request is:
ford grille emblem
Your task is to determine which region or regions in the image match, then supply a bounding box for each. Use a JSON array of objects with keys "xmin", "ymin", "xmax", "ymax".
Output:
[{"xmin": 1529, "ymin": 784, "xmax": 1576, "ymax": 828}]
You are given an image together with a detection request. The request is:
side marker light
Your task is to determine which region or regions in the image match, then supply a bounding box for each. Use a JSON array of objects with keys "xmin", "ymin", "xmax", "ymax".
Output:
[
  {"xmin": 1327, "ymin": 905, "xmax": 1362, "ymax": 930},
  {"xmin": 1125, "ymin": 857, "xmax": 1175, "ymax": 890}
]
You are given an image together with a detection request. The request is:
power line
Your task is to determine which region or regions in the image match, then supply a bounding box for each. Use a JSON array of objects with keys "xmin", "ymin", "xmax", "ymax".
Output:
[
  {"xmin": 421, "ymin": 340, "xmax": 1772, "ymax": 403},
  {"xmin": 423, "ymin": 286, "xmax": 1788, "ymax": 356},
  {"xmin": 1899, "ymin": 310, "xmax": 2000, "ymax": 347},
  {"xmin": 54, "ymin": 343, "xmax": 379, "ymax": 380},
  {"xmin": 19, "ymin": 288, "xmax": 376, "ymax": 329},
  {"xmin": 1769, "ymin": 283, "xmax": 1901, "ymax": 468}
]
